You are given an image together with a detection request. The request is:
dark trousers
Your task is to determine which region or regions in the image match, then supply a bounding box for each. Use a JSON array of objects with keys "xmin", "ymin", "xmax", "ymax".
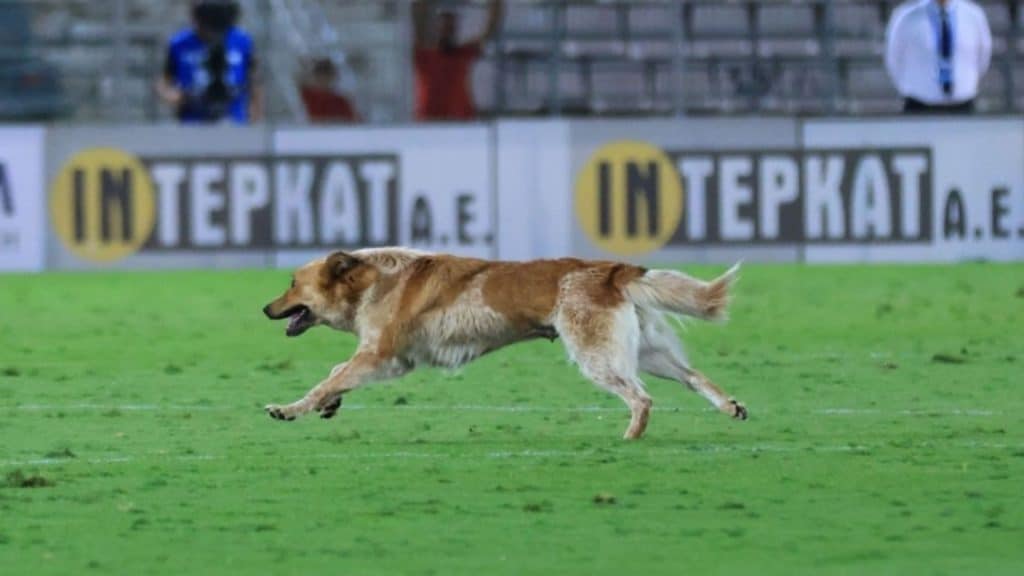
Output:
[{"xmin": 903, "ymin": 97, "xmax": 975, "ymax": 114}]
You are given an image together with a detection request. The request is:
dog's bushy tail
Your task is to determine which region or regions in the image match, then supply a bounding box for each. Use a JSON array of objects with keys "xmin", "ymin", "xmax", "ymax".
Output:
[{"xmin": 624, "ymin": 263, "xmax": 740, "ymax": 322}]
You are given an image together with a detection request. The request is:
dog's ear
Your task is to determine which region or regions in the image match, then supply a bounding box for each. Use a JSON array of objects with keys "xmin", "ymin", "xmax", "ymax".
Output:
[{"xmin": 325, "ymin": 251, "xmax": 362, "ymax": 280}]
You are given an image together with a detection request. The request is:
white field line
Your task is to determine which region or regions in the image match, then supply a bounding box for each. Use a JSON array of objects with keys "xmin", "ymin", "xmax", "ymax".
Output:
[
  {"xmin": 817, "ymin": 408, "xmax": 999, "ymax": 416},
  {"xmin": 2, "ymin": 441, "xmax": 1022, "ymax": 469},
  {"xmin": 1, "ymin": 403, "xmax": 1006, "ymax": 417},
  {"xmin": 8, "ymin": 403, "xmax": 225, "ymax": 412}
]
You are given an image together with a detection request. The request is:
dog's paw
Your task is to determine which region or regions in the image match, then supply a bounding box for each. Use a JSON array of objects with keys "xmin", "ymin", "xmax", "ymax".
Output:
[
  {"xmin": 265, "ymin": 404, "xmax": 296, "ymax": 421},
  {"xmin": 319, "ymin": 396, "xmax": 342, "ymax": 419},
  {"xmin": 727, "ymin": 399, "xmax": 748, "ymax": 421}
]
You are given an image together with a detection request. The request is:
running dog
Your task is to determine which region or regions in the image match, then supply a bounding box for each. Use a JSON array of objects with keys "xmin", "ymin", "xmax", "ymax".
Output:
[{"xmin": 262, "ymin": 248, "xmax": 745, "ymax": 439}]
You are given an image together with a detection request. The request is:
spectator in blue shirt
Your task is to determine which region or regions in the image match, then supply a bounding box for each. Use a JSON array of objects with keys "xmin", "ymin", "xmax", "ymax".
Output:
[{"xmin": 156, "ymin": 0, "xmax": 262, "ymax": 123}]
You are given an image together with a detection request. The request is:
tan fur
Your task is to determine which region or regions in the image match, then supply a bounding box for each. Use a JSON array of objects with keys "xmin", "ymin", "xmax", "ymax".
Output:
[
  {"xmin": 624, "ymin": 263, "xmax": 740, "ymax": 322},
  {"xmin": 262, "ymin": 248, "xmax": 746, "ymax": 438}
]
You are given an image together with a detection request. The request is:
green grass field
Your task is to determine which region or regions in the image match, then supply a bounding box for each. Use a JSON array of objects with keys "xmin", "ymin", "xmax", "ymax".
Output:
[{"xmin": 1, "ymin": 264, "xmax": 1022, "ymax": 575}]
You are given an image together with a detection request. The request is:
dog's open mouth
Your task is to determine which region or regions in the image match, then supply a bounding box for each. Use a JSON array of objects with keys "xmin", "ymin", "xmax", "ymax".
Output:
[{"xmin": 284, "ymin": 306, "xmax": 316, "ymax": 337}]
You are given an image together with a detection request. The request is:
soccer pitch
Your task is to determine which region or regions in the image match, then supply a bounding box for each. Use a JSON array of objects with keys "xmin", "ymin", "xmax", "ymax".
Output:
[{"xmin": 1, "ymin": 264, "xmax": 1021, "ymax": 575}]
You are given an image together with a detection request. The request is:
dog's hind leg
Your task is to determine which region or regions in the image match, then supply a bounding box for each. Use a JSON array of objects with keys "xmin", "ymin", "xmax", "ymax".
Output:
[
  {"xmin": 556, "ymin": 302, "xmax": 652, "ymax": 440},
  {"xmin": 637, "ymin": 309, "xmax": 747, "ymax": 420}
]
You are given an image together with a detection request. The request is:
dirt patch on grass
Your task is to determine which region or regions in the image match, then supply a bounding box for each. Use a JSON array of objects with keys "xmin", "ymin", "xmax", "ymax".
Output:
[
  {"xmin": 522, "ymin": 501, "xmax": 552, "ymax": 513},
  {"xmin": 257, "ymin": 359, "xmax": 293, "ymax": 374},
  {"xmin": 4, "ymin": 470, "xmax": 55, "ymax": 489},
  {"xmin": 931, "ymin": 353, "xmax": 966, "ymax": 365},
  {"xmin": 43, "ymin": 447, "xmax": 76, "ymax": 459}
]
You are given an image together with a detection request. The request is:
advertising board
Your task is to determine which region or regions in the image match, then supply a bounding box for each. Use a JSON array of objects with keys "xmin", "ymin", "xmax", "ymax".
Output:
[
  {"xmin": 563, "ymin": 118, "xmax": 1023, "ymax": 263},
  {"xmin": 0, "ymin": 127, "xmax": 45, "ymax": 272},
  {"xmin": 45, "ymin": 125, "xmax": 496, "ymax": 269},
  {"xmin": 274, "ymin": 125, "xmax": 495, "ymax": 266}
]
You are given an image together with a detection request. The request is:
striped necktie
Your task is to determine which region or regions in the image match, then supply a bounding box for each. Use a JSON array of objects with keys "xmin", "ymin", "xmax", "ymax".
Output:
[{"xmin": 939, "ymin": 7, "xmax": 953, "ymax": 95}]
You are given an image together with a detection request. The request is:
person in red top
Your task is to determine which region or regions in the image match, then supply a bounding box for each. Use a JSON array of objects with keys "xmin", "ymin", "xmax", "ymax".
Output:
[
  {"xmin": 413, "ymin": 0, "xmax": 503, "ymax": 121},
  {"xmin": 299, "ymin": 57, "xmax": 359, "ymax": 123}
]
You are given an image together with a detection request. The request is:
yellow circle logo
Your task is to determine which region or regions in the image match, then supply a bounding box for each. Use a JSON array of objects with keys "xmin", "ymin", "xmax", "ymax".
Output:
[
  {"xmin": 574, "ymin": 140, "xmax": 683, "ymax": 255},
  {"xmin": 50, "ymin": 148, "xmax": 156, "ymax": 263}
]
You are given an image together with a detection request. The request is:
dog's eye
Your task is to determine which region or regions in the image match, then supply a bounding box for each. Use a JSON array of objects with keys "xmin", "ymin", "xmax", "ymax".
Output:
[{"xmin": 290, "ymin": 278, "xmax": 296, "ymax": 289}]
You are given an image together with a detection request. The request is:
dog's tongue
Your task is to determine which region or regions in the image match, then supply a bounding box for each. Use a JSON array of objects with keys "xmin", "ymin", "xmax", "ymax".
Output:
[{"xmin": 287, "ymin": 310, "xmax": 304, "ymax": 331}]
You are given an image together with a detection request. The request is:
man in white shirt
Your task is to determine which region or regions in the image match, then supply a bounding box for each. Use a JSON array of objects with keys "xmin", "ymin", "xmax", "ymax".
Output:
[{"xmin": 885, "ymin": 0, "xmax": 992, "ymax": 113}]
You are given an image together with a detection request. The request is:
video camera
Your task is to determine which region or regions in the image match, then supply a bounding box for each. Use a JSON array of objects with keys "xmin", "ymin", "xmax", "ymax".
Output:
[
  {"xmin": 192, "ymin": 0, "xmax": 241, "ymax": 120},
  {"xmin": 192, "ymin": 0, "xmax": 239, "ymax": 37}
]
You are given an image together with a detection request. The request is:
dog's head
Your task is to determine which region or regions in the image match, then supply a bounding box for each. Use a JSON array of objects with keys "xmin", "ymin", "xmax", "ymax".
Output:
[{"xmin": 263, "ymin": 251, "xmax": 377, "ymax": 337}]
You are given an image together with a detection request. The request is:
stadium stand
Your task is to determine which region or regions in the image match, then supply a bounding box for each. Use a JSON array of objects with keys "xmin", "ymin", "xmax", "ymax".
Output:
[
  {"xmin": 2, "ymin": 0, "xmax": 1021, "ymax": 122},
  {"xmin": 461, "ymin": 0, "xmax": 1022, "ymax": 116}
]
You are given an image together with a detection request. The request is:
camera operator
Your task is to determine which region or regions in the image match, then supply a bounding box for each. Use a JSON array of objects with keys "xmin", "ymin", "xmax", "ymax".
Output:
[{"xmin": 156, "ymin": 0, "xmax": 262, "ymax": 123}]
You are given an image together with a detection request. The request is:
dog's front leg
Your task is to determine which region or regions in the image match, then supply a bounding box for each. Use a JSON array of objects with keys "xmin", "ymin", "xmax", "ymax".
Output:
[
  {"xmin": 264, "ymin": 352, "xmax": 406, "ymax": 422},
  {"xmin": 312, "ymin": 362, "xmax": 349, "ymax": 419}
]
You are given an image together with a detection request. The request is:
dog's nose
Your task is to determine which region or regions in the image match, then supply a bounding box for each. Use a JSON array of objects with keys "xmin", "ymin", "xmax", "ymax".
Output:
[{"xmin": 262, "ymin": 304, "xmax": 274, "ymax": 318}]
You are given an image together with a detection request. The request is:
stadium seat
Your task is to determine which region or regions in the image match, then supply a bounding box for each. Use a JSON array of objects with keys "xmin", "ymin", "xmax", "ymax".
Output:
[
  {"xmin": 841, "ymin": 60, "xmax": 901, "ymax": 113},
  {"xmin": 556, "ymin": 63, "xmax": 591, "ymax": 113},
  {"xmin": 565, "ymin": 4, "xmax": 620, "ymax": 38},
  {"xmin": 563, "ymin": 4, "xmax": 625, "ymax": 57},
  {"xmin": 562, "ymin": 39, "xmax": 627, "ymax": 58},
  {"xmin": 18, "ymin": 0, "xmax": 1024, "ymax": 120},
  {"xmin": 627, "ymin": 4, "xmax": 676, "ymax": 37},
  {"xmin": 977, "ymin": 65, "xmax": 1010, "ymax": 111},
  {"xmin": 763, "ymin": 60, "xmax": 833, "ymax": 113},
  {"xmin": 627, "ymin": 39, "xmax": 678, "ymax": 61},
  {"xmin": 760, "ymin": 3, "xmax": 817, "ymax": 35},
  {"xmin": 983, "ymin": 2, "xmax": 1012, "ymax": 36},
  {"xmin": 503, "ymin": 58, "xmax": 548, "ymax": 114},
  {"xmin": 758, "ymin": 3, "xmax": 819, "ymax": 56},
  {"xmin": 832, "ymin": 1, "xmax": 884, "ymax": 57},
  {"xmin": 502, "ymin": 1, "xmax": 553, "ymax": 36},
  {"xmin": 472, "ymin": 57, "xmax": 497, "ymax": 112},
  {"xmin": 654, "ymin": 62, "xmax": 735, "ymax": 113},
  {"xmin": 689, "ymin": 4, "xmax": 753, "ymax": 57},
  {"xmin": 1015, "ymin": 65, "xmax": 1024, "ymax": 109},
  {"xmin": 589, "ymin": 60, "xmax": 651, "ymax": 114}
]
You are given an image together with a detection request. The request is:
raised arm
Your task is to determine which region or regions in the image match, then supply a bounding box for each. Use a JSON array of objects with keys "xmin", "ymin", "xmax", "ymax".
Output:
[
  {"xmin": 249, "ymin": 68, "xmax": 264, "ymax": 122},
  {"xmin": 470, "ymin": 0, "xmax": 504, "ymax": 46},
  {"xmin": 246, "ymin": 46, "xmax": 264, "ymax": 122},
  {"xmin": 413, "ymin": 0, "xmax": 433, "ymax": 49}
]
